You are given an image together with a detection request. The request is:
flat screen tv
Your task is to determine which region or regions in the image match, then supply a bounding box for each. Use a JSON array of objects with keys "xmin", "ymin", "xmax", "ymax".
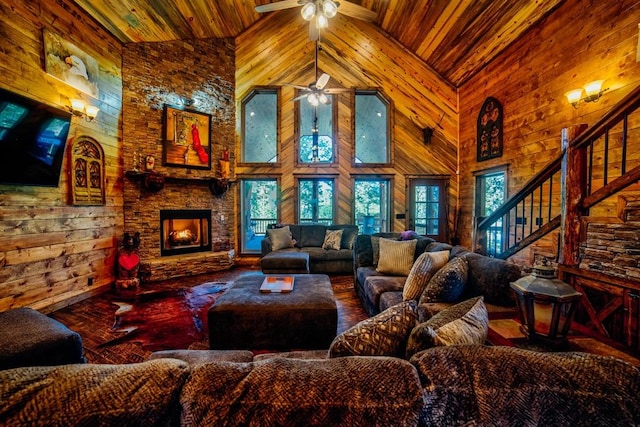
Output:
[{"xmin": 0, "ymin": 87, "xmax": 72, "ymax": 187}]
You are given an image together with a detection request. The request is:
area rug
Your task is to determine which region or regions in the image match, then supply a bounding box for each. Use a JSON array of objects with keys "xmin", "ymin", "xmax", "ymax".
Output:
[{"xmin": 103, "ymin": 282, "xmax": 228, "ymax": 352}]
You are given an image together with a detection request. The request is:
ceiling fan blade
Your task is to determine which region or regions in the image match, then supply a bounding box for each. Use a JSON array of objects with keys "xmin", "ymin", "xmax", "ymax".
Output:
[
  {"xmin": 324, "ymin": 88, "xmax": 351, "ymax": 93},
  {"xmin": 255, "ymin": 0, "xmax": 302, "ymax": 13},
  {"xmin": 316, "ymin": 73, "xmax": 330, "ymax": 90},
  {"xmin": 283, "ymin": 83, "xmax": 310, "ymax": 90},
  {"xmin": 293, "ymin": 94, "xmax": 310, "ymax": 102},
  {"xmin": 337, "ymin": 0, "xmax": 377, "ymax": 22}
]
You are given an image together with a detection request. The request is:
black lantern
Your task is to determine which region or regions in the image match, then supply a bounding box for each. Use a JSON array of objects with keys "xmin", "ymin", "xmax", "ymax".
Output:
[{"xmin": 510, "ymin": 261, "xmax": 582, "ymax": 346}]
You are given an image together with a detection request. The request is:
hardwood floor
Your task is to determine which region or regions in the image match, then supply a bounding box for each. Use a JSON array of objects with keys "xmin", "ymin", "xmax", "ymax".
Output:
[{"xmin": 49, "ymin": 267, "xmax": 368, "ymax": 365}]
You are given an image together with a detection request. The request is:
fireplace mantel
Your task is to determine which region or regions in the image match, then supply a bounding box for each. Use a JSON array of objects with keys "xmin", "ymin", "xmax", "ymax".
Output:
[{"xmin": 125, "ymin": 171, "xmax": 234, "ymax": 196}]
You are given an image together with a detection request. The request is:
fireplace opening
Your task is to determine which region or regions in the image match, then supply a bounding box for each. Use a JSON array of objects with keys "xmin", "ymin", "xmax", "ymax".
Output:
[{"xmin": 160, "ymin": 209, "xmax": 212, "ymax": 256}]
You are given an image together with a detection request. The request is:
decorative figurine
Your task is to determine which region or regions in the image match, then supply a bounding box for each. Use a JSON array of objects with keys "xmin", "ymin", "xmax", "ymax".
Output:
[
  {"xmin": 145, "ymin": 155, "xmax": 155, "ymax": 171},
  {"xmin": 115, "ymin": 232, "xmax": 141, "ymax": 292}
]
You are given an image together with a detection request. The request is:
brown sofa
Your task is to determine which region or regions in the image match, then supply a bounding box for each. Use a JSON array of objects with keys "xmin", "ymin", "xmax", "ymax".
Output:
[{"xmin": 2, "ymin": 345, "xmax": 639, "ymax": 426}]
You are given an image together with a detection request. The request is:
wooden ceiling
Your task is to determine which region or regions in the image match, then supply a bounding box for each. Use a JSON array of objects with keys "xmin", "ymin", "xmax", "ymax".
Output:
[{"xmin": 72, "ymin": 0, "xmax": 564, "ymax": 87}]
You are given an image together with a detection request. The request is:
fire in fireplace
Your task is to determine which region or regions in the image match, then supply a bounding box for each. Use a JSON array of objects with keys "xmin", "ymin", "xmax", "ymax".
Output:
[{"xmin": 160, "ymin": 209, "xmax": 212, "ymax": 256}]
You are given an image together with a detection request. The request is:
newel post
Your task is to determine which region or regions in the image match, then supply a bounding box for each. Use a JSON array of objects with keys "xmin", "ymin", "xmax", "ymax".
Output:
[{"xmin": 559, "ymin": 124, "xmax": 588, "ymax": 266}]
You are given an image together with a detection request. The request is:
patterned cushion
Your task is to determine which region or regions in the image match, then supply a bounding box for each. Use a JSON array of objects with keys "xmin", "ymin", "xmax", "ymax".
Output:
[
  {"xmin": 376, "ymin": 238, "xmax": 418, "ymax": 276},
  {"xmin": 329, "ymin": 301, "xmax": 417, "ymax": 358},
  {"xmin": 0, "ymin": 359, "xmax": 189, "ymax": 425},
  {"xmin": 181, "ymin": 357, "xmax": 425, "ymax": 426},
  {"xmin": 412, "ymin": 345, "xmax": 640, "ymax": 426},
  {"xmin": 322, "ymin": 229, "xmax": 343, "ymax": 250},
  {"xmin": 405, "ymin": 297, "xmax": 487, "ymax": 359},
  {"xmin": 402, "ymin": 251, "xmax": 450, "ymax": 301},
  {"xmin": 420, "ymin": 256, "xmax": 469, "ymax": 303},
  {"xmin": 266, "ymin": 226, "xmax": 295, "ymax": 251}
]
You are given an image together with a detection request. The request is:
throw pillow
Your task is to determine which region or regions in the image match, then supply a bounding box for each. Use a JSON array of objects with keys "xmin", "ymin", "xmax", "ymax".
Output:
[
  {"xmin": 405, "ymin": 297, "xmax": 488, "ymax": 359},
  {"xmin": 266, "ymin": 226, "xmax": 295, "ymax": 251},
  {"xmin": 376, "ymin": 238, "xmax": 418, "ymax": 276},
  {"xmin": 420, "ymin": 256, "xmax": 469, "ymax": 303},
  {"xmin": 322, "ymin": 229, "xmax": 343, "ymax": 250},
  {"xmin": 402, "ymin": 250, "xmax": 450, "ymax": 301},
  {"xmin": 372, "ymin": 236, "xmax": 381, "ymax": 266},
  {"xmin": 329, "ymin": 301, "xmax": 417, "ymax": 358},
  {"xmin": 425, "ymin": 241, "xmax": 453, "ymax": 252},
  {"xmin": 400, "ymin": 230, "xmax": 418, "ymax": 240}
]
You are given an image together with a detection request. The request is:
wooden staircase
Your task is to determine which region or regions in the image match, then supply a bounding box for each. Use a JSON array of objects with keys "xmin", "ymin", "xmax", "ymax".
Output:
[{"xmin": 474, "ymin": 84, "xmax": 640, "ymax": 352}]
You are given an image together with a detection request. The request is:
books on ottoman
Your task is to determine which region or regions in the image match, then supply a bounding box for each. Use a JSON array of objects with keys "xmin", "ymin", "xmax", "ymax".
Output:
[{"xmin": 260, "ymin": 276, "xmax": 294, "ymax": 293}]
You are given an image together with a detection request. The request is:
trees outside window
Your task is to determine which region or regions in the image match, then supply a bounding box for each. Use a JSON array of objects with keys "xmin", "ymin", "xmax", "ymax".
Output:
[
  {"xmin": 354, "ymin": 178, "xmax": 391, "ymax": 233},
  {"xmin": 240, "ymin": 179, "xmax": 279, "ymax": 253},
  {"xmin": 297, "ymin": 178, "xmax": 334, "ymax": 224},
  {"xmin": 475, "ymin": 168, "xmax": 507, "ymax": 256},
  {"xmin": 298, "ymin": 98, "xmax": 334, "ymax": 164},
  {"xmin": 408, "ymin": 178, "xmax": 448, "ymax": 242}
]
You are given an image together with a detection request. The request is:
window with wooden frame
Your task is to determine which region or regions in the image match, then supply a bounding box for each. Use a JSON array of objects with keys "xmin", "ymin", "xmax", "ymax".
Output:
[
  {"xmin": 354, "ymin": 90, "xmax": 391, "ymax": 165},
  {"xmin": 241, "ymin": 88, "xmax": 279, "ymax": 164},
  {"xmin": 295, "ymin": 93, "xmax": 336, "ymax": 165}
]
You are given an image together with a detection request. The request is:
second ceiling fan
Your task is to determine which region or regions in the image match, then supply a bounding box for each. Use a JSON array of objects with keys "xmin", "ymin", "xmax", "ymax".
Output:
[{"xmin": 284, "ymin": 40, "xmax": 349, "ymax": 106}]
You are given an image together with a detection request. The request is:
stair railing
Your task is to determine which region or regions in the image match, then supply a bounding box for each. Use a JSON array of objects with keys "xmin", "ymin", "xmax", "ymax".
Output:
[{"xmin": 476, "ymin": 83, "xmax": 640, "ymax": 260}]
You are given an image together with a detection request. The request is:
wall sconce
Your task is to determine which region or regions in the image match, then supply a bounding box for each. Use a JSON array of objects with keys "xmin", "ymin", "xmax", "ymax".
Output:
[
  {"xmin": 565, "ymin": 80, "xmax": 609, "ymax": 108},
  {"xmin": 69, "ymin": 99, "xmax": 99, "ymax": 121}
]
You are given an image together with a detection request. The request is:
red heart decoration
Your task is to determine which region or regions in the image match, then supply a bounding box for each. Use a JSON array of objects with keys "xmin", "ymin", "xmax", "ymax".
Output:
[{"xmin": 118, "ymin": 252, "xmax": 140, "ymax": 272}]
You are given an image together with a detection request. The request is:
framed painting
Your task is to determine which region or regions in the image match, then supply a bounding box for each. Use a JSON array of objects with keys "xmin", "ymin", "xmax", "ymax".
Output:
[
  {"xmin": 477, "ymin": 97, "xmax": 503, "ymax": 162},
  {"xmin": 162, "ymin": 105, "xmax": 212, "ymax": 170},
  {"xmin": 44, "ymin": 30, "xmax": 99, "ymax": 98}
]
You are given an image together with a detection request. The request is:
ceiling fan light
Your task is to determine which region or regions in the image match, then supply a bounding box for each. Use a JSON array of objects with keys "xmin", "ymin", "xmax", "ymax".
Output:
[
  {"xmin": 323, "ymin": 0, "xmax": 338, "ymax": 18},
  {"xmin": 301, "ymin": 2, "xmax": 316, "ymax": 21},
  {"xmin": 318, "ymin": 93, "xmax": 328, "ymax": 104},
  {"xmin": 316, "ymin": 13, "xmax": 329, "ymax": 29},
  {"xmin": 308, "ymin": 93, "xmax": 319, "ymax": 106}
]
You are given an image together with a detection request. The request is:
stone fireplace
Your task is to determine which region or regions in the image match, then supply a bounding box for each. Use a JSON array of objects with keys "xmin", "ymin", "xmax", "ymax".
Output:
[
  {"xmin": 160, "ymin": 209, "xmax": 212, "ymax": 256},
  {"xmin": 122, "ymin": 37, "xmax": 236, "ymax": 283}
]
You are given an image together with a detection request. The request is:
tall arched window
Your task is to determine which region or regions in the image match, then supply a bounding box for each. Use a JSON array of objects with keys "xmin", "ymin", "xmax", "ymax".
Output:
[{"xmin": 354, "ymin": 90, "xmax": 391, "ymax": 165}]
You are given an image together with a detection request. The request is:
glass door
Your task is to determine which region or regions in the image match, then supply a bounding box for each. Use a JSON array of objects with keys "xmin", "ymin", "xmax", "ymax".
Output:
[{"xmin": 408, "ymin": 178, "xmax": 448, "ymax": 242}]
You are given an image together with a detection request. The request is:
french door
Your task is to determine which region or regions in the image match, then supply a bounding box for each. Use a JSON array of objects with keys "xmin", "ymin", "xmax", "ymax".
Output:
[{"xmin": 408, "ymin": 178, "xmax": 448, "ymax": 242}]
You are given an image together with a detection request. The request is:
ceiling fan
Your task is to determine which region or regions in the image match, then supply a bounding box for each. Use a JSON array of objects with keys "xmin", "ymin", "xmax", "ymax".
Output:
[
  {"xmin": 283, "ymin": 40, "xmax": 349, "ymax": 106},
  {"xmin": 255, "ymin": 0, "xmax": 376, "ymax": 40}
]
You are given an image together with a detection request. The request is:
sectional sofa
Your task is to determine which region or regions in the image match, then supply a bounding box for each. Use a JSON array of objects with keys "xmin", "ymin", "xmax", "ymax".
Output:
[{"xmin": 1, "ymin": 344, "xmax": 639, "ymax": 426}]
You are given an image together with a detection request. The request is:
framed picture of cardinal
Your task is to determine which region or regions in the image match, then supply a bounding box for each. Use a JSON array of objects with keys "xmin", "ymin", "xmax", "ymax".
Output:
[{"xmin": 162, "ymin": 104, "xmax": 212, "ymax": 170}]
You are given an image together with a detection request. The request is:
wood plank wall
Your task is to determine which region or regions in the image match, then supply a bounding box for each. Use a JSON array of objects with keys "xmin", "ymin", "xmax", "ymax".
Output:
[
  {"xmin": 0, "ymin": 0, "xmax": 123, "ymax": 312},
  {"xmin": 235, "ymin": 9, "xmax": 459, "ymax": 232},
  {"xmin": 458, "ymin": 0, "xmax": 640, "ymax": 265}
]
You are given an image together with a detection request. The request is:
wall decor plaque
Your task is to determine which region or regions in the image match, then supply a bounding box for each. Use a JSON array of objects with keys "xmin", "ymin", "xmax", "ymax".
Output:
[{"xmin": 477, "ymin": 97, "xmax": 503, "ymax": 162}]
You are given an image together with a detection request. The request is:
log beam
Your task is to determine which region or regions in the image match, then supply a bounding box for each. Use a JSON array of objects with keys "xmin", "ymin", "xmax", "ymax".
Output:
[{"xmin": 559, "ymin": 124, "xmax": 588, "ymax": 266}]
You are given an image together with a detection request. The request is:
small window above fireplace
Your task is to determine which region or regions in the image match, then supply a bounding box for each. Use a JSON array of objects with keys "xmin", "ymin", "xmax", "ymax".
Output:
[{"xmin": 160, "ymin": 209, "xmax": 212, "ymax": 256}]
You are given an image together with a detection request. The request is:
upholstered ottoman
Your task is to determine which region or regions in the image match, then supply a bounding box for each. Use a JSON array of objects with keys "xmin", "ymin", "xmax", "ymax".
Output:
[
  {"xmin": 208, "ymin": 274, "xmax": 337, "ymax": 350},
  {"xmin": 0, "ymin": 307, "xmax": 85, "ymax": 370},
  {"xmin": 261, "ymin": 251, "xmax": 310, "ymax": 274}
]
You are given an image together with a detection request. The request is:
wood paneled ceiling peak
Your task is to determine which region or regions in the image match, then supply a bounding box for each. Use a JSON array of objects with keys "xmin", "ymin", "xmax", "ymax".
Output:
[{"xmin": 72, "ymin": 0, "xmax": 564, "ymax": 87}]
